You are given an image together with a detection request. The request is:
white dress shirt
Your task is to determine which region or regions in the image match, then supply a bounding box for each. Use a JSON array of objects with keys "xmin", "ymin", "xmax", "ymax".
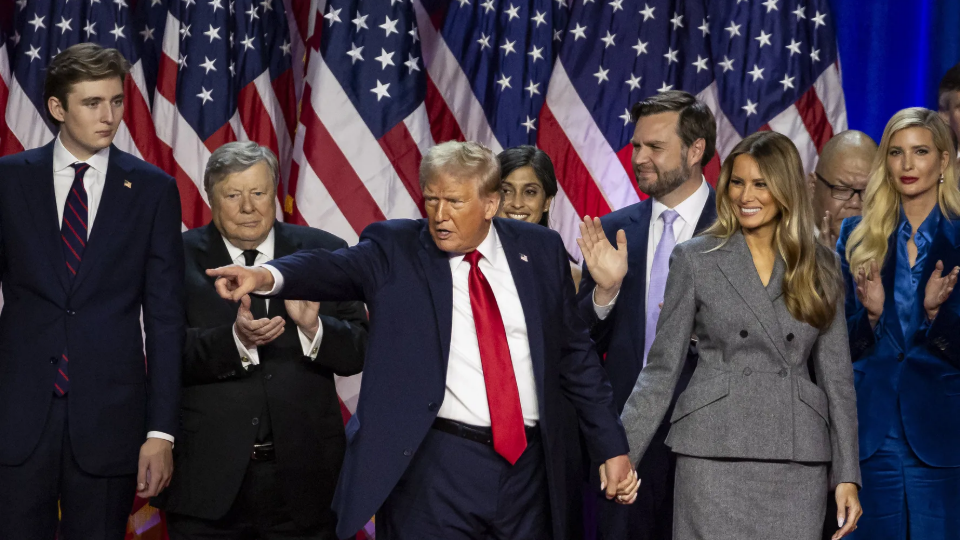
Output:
[
  {"xmin": 265, "ymin": 225, "xmax": 540, "ymax": 427},
  {"xmin": 226, "ymin": 229, "xmax": 324, "ymax": 369},
  {"xmin": 594, "ymin": 177, "xmax": 710, "ymax": 319},
  {"xmin": 54, "ymin": 138, "xmax": 175, "ymax": 444}
]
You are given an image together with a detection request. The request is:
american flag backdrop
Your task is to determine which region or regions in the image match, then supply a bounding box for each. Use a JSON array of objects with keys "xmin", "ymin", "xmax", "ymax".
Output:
[{"xmin": 0, "ymin": 0, "xmax": 845, "ymax": 538}]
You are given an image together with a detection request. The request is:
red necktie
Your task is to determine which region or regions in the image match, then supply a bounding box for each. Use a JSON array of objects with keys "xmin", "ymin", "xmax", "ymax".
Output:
[
  {"xmin": 55, "ymin": 163, "xmax": 89, "ymax": 396},
  {"xmin": 463, "ymin": 250, "xmax": 527, "ymax": 464}
]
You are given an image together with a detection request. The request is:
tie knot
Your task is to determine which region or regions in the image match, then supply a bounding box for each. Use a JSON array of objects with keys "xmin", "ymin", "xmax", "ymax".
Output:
[
  {"xmin": 661, "ymin": 209, "xmax": 680, "ymax": 227},
  {"xmin": 70, "ymin": 162, "xmax": 90, "ymax": 179},
  {"xmin": 463, "ymin": 249, "xmax": 483, "ymax": 265},
  {"xmin": 242, "ymin": 249, "xmax": 259, "ymax": 267}
]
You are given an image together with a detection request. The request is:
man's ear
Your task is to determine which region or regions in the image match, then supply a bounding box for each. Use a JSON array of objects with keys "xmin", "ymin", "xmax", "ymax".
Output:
[
  {"xmin": 687, "ymin": 138, "xmax": 705, "ymax": 168},
  {"xmin": 47, "ymin": 96, "xmax": 66, "ymax": 124}
]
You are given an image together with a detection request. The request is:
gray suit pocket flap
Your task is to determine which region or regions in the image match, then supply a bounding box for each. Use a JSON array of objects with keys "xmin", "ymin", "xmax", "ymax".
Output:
[
  {"xmin": 670, "ymin": 373, "xmax": 730, "ymax": 423},
  {"xmin": 797, "ymin": 378, "xmax": 830, "ymax": 423}
]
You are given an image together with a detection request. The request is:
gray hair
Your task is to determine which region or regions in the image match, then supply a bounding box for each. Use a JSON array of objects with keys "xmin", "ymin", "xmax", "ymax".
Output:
[
  {"xmin": 204, "ymin": 141, "xmax": 280, "ymax": 196},
  {"xmin": 419, "ymin": 141, "xmax": 501, "ymax": 196}
]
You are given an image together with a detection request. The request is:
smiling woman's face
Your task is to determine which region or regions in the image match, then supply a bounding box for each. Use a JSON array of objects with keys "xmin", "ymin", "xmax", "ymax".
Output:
[
  {"xmin": 727, "ymin": 154, "xmax": 781, "ymax": 233},
  {"xmin": 886, "ymin": 126, "xmax": 947, "ymax": 201},
  {"xmin": 499, "ymin": 165, "xmax": 552, "ymax": 224}
]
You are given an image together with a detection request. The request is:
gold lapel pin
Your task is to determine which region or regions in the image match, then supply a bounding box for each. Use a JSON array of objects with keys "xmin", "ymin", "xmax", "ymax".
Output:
[{"xmin": 124, "ymin": 180, "xmax": 132, "ymax": 188}]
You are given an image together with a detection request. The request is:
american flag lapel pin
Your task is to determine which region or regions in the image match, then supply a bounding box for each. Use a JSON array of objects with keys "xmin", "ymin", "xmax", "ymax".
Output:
[
  {"xmin": 123, "ymin": 180, "xmax": 132, "ymax": 188},
  {"xmin": 520, "ymin": 253, "xmax": 528, "ymax": 262}
]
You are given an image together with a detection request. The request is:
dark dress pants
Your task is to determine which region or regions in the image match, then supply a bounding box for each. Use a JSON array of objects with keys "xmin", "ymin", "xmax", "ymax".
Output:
[
  {"xmin": 166, "ymin": 458, "xmax": 334, "ymax": 540},
  {"xmin": 0, "ymin": 394, "xmax": 138, "ymax": 540},
  {"xmin": 376, "ymin": 426, "xmax": 551, "ymax": 540}
]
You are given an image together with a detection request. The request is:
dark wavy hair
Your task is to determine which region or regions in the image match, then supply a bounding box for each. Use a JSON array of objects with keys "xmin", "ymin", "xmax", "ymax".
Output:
[{"xmin": 497, "ymin": 145, "xmax": 559, "ymax": 226}]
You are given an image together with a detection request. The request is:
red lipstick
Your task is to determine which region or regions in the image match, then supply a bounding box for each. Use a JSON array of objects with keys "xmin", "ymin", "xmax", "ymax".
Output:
[{"xmin": 900, "ymin": 176, "xmax": 919, "ymax": 185}]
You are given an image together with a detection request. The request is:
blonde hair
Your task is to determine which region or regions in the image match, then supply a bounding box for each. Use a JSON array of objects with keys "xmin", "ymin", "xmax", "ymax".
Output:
[
  {"xmin": 846, "ymin": 108, "xmax": 960, "ymax": 274},
  {"xmin": 420, "ymin": 141, "xmax": 501, "ymax": 196},
  {"xmin": 706, "ymin": 131, "xmax": 842, "ymax": 330}
]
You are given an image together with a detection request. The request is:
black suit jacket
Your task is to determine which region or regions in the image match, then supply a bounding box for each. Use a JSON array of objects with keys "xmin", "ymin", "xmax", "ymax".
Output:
[
  {"xmin": 154, "ymin": 221, "xmax": 368, "ymax": 529},
  {"xmin": 0, "ymin": 142, "xmax": 184, "ymax": 476}
]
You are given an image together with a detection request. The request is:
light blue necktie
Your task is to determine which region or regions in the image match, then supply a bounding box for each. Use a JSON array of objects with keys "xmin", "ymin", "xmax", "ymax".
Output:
[{"xmin": 644, "ymin": 209, "xmax": 680, "ymax": 365}]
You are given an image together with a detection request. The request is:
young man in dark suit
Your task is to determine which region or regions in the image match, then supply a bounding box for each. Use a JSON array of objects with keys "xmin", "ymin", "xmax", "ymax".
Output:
[
  {"xmin": 153, "ymin": 142, "xmax": 368, "ymax": 540},
  {"xmin": 576, "ymin": 90, "xmax": 718, "ymax": 540},
  {"xmin": 0, "ymin": 43, "xmax": 184, "ymax": 539},
  {"xmin": 207, "ymin": 141, "xmax": 639, "ymax": 540}
]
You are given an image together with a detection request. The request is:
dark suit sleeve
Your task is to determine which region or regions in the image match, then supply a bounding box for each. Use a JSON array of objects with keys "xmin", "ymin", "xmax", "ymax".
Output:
[
  {"xmin": 268, "ymin": 225, "xmax": 390, "ymax": 303},
  {"xmin": 314, "ymin": 301, "xmax": 368, "ymax": 376},
  {"xmin": 182, "ymin": 325, "xmax": 247, "ymax": 386},
  {"xmin": 836, "ymin": 219, "xmax": 876, "ymax": 361},
  {"xmin": 921, "ymin": 298, "xmax": 960, "ymax": 368},
  {"xmin": 142, "ymin": 178, "xmax": 186, "ymax": 436},
  {"xmin": 555, "ymin": 236, "xmax": 630, "ymax": 463}
]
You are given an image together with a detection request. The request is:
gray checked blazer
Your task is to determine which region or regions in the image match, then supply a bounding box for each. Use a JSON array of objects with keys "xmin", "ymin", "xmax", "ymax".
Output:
[{"xmin": 621, "ymin": 231, "xmax": 861, "ymax": 488}]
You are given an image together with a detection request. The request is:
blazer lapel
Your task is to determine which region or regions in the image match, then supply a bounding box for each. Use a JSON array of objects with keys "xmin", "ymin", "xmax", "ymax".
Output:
[
  {"xmin": 716, "ymin": 232, "xmax": 788, "ymax": 362},
  {"xmin": 20, "ymin": 142, "xmax": 70, "ymax": 294},
  {"xmin": 495, "ymin": 219, "xmax": 545, "ymax": 401},
  {"xmin": 268, "ymin": 223, "xmax": 300, "ymax": 319},
  {"xmin": 630, "ymin": 200, "xmax": 652, "ymax": 368},
  {"xmin": 693, "ymin": 187, "xmax": 718, "ymax": 235},
  {"xmin": 72, "ymin": 147, "xmax": 135, "ymax": 292},
  {"xmin": 417, "ymin": 224, "xmax": 454, "ymax": 375}
]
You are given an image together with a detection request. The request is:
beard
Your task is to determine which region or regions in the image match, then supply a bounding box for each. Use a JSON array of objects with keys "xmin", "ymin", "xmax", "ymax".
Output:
[{"xmin": 635, "ymin": 155, "xmax": 691, "ymax": 200}]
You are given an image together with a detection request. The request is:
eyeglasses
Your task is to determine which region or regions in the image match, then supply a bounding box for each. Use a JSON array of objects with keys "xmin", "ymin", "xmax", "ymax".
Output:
[{"xmin": 815, "ymin": 172, "xmax": 865, "ymax": 201}]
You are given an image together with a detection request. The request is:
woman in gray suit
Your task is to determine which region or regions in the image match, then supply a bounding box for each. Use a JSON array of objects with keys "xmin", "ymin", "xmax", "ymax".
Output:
[{"xmin": 581, "ymin": 131, "xmax": 863, "ymax": 539}]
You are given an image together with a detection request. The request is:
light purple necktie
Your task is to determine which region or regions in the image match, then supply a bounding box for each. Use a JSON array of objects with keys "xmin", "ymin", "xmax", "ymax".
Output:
[{"xmin": 644, "ymin": 209, "xmax": 680, "ymax": 365}]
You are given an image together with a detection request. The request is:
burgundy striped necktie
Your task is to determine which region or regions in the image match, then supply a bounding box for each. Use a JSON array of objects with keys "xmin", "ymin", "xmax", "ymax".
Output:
[{"xmin": 54, "ymin": 163, "xmax": 89, "ymax": 396}]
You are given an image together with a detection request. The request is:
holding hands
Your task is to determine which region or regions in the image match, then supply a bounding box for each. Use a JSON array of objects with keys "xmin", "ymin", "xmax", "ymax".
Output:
[
  {"xmin": 577, "ymin": 216, "xmax": 628, "ymax": 306},
  {"xmin": 599, "ymin": 455, "xmax": 640, "ymax": 505}
]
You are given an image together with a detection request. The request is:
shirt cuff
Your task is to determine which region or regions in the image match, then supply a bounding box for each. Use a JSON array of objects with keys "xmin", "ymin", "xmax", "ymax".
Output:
[
  {"xmin": 593, "ymin": 289, "xmax": 619, "ymax": 320},
  {"xmin": 263, "ymin": 264, "xmax": 284, "ymax": 295},
  {"xmin": 232, "ymin": 323, "xmax": 259, "ymax": 369},
  {"xmin": 147, "ymin": 431, "xmax": 174, "ymax": 444},
  {"xmin": 298, "ymin": 317, "xmax": 324, "ymax": 359}
]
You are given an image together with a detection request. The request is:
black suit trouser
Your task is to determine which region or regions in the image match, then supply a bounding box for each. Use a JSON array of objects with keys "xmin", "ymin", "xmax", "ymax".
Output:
[
  {"xmin": 0, "ymin": 394, "xmax": 137, "ymax": 540},
  {"xmin": 166, "ymin": 457, "xmax": 334, "ymax": 540}
]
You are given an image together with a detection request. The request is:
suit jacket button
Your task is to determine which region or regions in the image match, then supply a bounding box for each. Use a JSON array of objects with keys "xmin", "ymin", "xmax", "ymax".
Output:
[
  {"xmin": 779, "ymin": 368, "xmax": 788, "ymax": 377},
  {"xmin": 403, "ymin": 449, "xmax": 412, "ymax": 456},
  {"xmin": 742, "ymin": 367, "xmax": 752, "ymax": 376},
  {"xmin": 740, "ymin": 330, "xmax": 748, "ymax": 338},
  {"xmin": 786, "ymin": 333, "xmax": 794, "ymax": 341},
  {"xmin": 50, "ymin": 357, "xmax": 58, "ymax": 364},
  {"xmin": 264, "ymin": 373, "xmax": 273, "ymax": 381},
  {"xmin": 252, "ymin": 417, "xmax": 260, "ymax": 426},
  {"xmin": 897, "ymin": 353, "xmax": 904, "ymax": 362},
  {"xmin": 428, "ymin": 402, "xmax": 438, "ymax": 412}
]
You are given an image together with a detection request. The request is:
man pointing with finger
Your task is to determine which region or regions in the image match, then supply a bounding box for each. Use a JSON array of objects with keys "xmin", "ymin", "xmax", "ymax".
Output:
[
  {"xmin": 207, "ymin": 141, "xmax": 637, "ymax": 540},
  {"xmin": 153, "ymin": 142, "xmax": 369, "ymax": 540}
]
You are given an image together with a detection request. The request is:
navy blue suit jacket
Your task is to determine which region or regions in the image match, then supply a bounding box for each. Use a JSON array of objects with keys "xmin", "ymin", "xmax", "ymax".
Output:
[
  {"xmin": 576, "ymin": 190, "xmax": 717, "ymax": 412},
  {"xmin": 266, "ymin": 217, "xmax": 629, "ymax": 540},
  {"xmin": 838, "ymin": 215, "xmax": 960, "ymax": 467},
  {"xmin": 0, "ymin": 141, "xmax": 185, "ymax": 476}
]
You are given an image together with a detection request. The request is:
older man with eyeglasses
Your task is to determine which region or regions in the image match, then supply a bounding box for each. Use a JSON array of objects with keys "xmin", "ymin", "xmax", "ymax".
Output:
[{"xmin": 807, "ymin": 130, "xmax": 878, "ymax": 248}]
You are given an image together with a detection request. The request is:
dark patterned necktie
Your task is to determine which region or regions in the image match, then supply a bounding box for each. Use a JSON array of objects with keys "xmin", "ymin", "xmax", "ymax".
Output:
[
  {"xmin": 242, "ymin": 249, "xmax": 267, "ymax": 319},
  {"xmin": 55, "ymin": 163, "xmax": 90, "ymax": 396}
]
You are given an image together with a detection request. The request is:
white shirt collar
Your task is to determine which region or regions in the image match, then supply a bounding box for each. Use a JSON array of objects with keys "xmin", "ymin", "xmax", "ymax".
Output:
[
  {"xmin": 449, "ymin": 222, "xmax": 501, "ymax": 269},
  {"xmin": 53, "ymin": 136, "xmax": 110, "ymax": 175},
  {"xmin": 222, "ymin": 227, "xmax": 276, "ymax": 263},
  {"xmin": 651, "ymin": 176, "xmax": 709, "ymax": 226}
]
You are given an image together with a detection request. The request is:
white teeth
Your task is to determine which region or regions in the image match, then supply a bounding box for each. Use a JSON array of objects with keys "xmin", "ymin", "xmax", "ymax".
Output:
[
  {"xmin": 508, "ymin": 214, "xmax": 528, "ymax": 219},
  {"xmin": 740, "ymin": 207, "xmax": 760, "ymax": 215}
]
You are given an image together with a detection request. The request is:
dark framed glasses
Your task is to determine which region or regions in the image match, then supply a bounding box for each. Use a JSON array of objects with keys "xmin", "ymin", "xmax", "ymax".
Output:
[{"xmin": 815, "ymin": 172, "xmax": 865, "ymax": 201}]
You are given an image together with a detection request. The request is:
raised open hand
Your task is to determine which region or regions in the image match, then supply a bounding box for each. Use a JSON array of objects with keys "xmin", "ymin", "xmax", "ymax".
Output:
[
  {"xmin": 854, "ymin": 260, "xmax": 884, "ymax": 327},
  {"xmin": 577, "ymin": 216, "xmax": 627, "ymax": 305},
  {"xmin": 923, "ymin": 260, "xmax": 959, "ymax": 321}
]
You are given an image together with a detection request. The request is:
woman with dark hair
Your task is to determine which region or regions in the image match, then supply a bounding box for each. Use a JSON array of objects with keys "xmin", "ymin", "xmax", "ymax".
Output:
[
  {"xmin": 497, "ymin": 146, "xmax": 582, "ymax": 287},
  {"xmin": 581, "ymin": 131, "xmax": 863, "ymax": 539}
]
